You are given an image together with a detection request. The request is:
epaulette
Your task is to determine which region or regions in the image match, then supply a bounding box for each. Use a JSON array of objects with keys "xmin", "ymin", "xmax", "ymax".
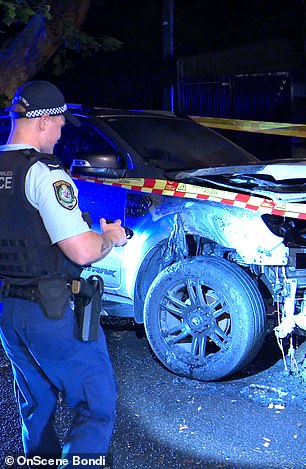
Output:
[{"xmin": 21, "ymin": 148, "xmax": 66, "ymax": 172}]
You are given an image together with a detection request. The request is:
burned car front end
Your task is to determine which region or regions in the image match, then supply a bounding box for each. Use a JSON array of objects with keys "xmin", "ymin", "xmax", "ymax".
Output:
[{"xmin": 172, "ymin": 161, "xmax": 306, "ymax": 341}]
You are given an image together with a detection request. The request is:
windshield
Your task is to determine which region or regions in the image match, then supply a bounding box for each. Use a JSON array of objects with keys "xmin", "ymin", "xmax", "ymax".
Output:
[{"xmin": 104, "ymin": 115, "xmax": 258, "ymax": 170}]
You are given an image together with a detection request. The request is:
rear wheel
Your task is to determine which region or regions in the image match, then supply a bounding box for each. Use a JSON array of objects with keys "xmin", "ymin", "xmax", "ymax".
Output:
[{"xmin": 144, "ymin": 256, "xmax": 266, "ymax": 381}]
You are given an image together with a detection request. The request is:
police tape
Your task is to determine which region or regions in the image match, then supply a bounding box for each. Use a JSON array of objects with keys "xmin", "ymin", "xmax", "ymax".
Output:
[
  {"xmin": 73, "ymin": 175, "xmax": 306, "ymax": 220},
  {"xmin": 192, "ymin": 116, "xmax": 306, "ymax": 138}
]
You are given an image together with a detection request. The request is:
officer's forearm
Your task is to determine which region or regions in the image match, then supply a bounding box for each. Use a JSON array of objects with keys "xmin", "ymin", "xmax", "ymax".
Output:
[
  {"xmin": 57, "ymin": 230, "xmax": 117, "ymax": 266},
  {"xmin": 99, "ymin": 232, "xmax": 115, "ymax": 257}
]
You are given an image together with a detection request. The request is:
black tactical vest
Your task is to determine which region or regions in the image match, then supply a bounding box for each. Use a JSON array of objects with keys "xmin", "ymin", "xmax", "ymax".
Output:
[{"xmin": 0, "ymin": 148, "xmax": 82, "ymax": 285}]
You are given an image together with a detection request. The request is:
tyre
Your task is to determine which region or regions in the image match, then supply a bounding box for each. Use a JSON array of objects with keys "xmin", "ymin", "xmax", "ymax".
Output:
[{"xmin": 144, "ymin": 256, "xmax": 266, "ymax": 381}]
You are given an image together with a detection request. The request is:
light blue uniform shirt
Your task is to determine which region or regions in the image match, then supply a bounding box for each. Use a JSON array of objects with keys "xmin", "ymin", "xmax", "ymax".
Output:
[{"xmin": 0, "ymin": 144, "xmax": 90, "ymax": 244}]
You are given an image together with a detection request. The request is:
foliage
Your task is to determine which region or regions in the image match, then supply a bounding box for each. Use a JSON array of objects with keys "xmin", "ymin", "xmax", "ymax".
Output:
[
  {"xmin": 0, "ymin": 0, "xmax": 122, "ymax": 76},
  {"xmin": 50, "ymin": 17, "xmax": 123, "ymax": 75},
  {"xmin": 0, "ymin": 1, "xmax": 51, "ymax": 26}
]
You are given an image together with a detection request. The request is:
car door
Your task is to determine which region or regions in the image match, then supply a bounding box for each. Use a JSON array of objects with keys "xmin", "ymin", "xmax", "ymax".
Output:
[{"xmin": 55, "ymin": 117, "xmax": 128, "ymax": 290}]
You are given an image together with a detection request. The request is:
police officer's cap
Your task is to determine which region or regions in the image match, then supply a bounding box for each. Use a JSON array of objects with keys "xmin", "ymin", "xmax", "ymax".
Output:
[{"xmin": 8, "ymin": 80, "xmax": 81, "ymax": 127}]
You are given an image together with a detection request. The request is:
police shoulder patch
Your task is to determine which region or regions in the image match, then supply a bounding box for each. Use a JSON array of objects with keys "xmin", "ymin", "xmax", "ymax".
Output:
[{"xmin": 53, "ymin": 180, "xmax": 77, "ymax": 210}]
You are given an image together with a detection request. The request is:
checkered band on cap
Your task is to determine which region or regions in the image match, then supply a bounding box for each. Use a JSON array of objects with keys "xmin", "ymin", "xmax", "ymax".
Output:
[{"xmin": 25, "ymin": 104, "xmax": 67, "ymax": 118}]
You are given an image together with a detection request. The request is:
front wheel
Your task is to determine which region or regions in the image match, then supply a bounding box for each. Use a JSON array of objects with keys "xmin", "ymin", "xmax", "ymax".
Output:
[{"xmin": 144, "ymin": 256, "xmax": 266, "ymax": 381}]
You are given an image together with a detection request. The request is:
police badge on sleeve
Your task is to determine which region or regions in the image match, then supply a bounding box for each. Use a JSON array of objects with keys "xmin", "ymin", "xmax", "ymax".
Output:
[{"xmin": 53, "ymin": 180, "xmax": 77, "ymax": 210}]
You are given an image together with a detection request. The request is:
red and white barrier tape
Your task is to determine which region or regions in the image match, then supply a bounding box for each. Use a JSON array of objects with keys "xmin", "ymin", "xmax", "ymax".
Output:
[{"xmin": 73, "ymin": 175, "xmax": 306, "ymax": 220}]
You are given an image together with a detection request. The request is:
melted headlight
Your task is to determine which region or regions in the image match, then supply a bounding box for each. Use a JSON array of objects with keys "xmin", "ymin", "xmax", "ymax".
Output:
[{"xmin": 262, "ymin": 214, "xmax": 306, "ymax": 247}]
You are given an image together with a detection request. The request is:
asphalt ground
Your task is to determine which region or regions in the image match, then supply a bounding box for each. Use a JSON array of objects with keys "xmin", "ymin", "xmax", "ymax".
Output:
[{"xmin": 1, "ymin": 321, "xmax": 306, "ymax": 469}]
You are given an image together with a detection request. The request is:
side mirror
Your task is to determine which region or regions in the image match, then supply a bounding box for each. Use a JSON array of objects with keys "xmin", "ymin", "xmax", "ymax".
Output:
[{"xmin": 70, "ymin": 153, "xmax": 126, "ymax": 178}]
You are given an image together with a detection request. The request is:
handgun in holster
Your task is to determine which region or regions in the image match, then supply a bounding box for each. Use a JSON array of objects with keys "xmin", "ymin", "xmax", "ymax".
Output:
[{"xmin": 72, "ymin": 275, "xmax": 104, "ymax": 342}]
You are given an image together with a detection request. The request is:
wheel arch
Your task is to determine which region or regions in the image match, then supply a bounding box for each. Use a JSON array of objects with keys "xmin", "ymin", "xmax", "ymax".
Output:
[
  {"xmin": 133, "ymin": 242, "xmax": 166, "ymax": 324},
  {"xmin": 132, "ymin": 211, "xmax": 246, "ymax": 324}
]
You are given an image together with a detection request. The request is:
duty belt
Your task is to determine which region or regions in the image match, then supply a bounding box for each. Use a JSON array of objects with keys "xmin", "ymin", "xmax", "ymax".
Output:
[
  {"xmin": 1, "ymin": 282, "xmax": 38, "ymax": 301},
  {"xmin": 0, "ymin": 276, "xmax": 72, "ymax": 320},
  {"xmin": 0, "ymin": 276, "xmax": 104, "ymax": 340}
]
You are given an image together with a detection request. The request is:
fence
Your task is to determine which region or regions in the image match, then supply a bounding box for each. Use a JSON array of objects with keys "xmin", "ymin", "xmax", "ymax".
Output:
[
  {"xmin": 58, "ymin": 70, "xmax": 304, "ymax": 160},
  {"xmin": 178, "ymin": 71, "xmax": 295, "ymax": 160},
  {"xmin": 59, "ymin": 71, "xmax": 293, "ymax": 119},
  {"xmin": 178, "ymin": 72, "xmax": 292, "ymax": 120}
]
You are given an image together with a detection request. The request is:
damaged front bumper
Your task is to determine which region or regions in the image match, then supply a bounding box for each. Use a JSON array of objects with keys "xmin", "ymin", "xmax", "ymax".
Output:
[{"xmin": 269, "ymin": 248, "xmax": 306, "ymax": 338}]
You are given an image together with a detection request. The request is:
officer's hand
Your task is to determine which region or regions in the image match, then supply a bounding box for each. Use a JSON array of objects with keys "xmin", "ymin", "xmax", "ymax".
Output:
[{"xmin": 100, "ymin": 218, "xmax": 127, "ymax": 247}]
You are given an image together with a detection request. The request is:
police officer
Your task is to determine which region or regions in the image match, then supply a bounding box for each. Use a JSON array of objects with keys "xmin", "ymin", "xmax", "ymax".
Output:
[{"xmin": 0, "ymin": 81, "xmax": 127, "ymax": 467}]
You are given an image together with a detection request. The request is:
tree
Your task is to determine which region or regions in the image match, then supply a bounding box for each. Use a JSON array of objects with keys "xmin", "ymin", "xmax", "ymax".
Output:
[{"xmin": 0, "ymin": 0, "xmax": 121, "ymax": 103}]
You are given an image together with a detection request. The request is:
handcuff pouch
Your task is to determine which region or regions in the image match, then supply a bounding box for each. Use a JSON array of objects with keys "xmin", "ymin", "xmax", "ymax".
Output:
[{"xmin": 37, "ymin": 276, "xmax": 70, "ymax": 320}]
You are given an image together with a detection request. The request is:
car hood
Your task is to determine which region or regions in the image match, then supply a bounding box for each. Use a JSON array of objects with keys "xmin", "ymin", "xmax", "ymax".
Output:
[{"xmin": 168, "ymin": 158, "xmax": 306, "ymax": 203}]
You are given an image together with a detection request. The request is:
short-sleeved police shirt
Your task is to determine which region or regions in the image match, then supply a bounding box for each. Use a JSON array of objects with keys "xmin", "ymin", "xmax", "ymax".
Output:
[{"xmin": 0, "ymin": 144, "xmax": 90, "ymax": 244}]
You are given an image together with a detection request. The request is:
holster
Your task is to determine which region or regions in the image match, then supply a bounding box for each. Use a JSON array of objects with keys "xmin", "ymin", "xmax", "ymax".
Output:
[
  {"xmin": 73, "ymin": 275, "xmax": 104, "ymax": 342},
  {"xmin": 37, "ymin": 275, "xmax": 70, "ymax": 320}
]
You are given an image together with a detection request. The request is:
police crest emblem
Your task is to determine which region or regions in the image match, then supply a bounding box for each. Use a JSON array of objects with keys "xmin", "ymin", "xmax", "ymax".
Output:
[{"xmin": 53, "ymin": 180, "xmax": 77, "ymax": 210}]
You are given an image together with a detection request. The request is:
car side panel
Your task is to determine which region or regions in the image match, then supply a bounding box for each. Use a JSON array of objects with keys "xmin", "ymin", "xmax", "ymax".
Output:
[{"xmin": 75, "ymin": 178, "xmax": 127, "ymax": 289}]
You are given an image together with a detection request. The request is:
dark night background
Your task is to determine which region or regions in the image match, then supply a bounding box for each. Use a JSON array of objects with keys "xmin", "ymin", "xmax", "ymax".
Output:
[{"xmin": 63, "ymin": 0, "xmax": 305, "ymax": 78}]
